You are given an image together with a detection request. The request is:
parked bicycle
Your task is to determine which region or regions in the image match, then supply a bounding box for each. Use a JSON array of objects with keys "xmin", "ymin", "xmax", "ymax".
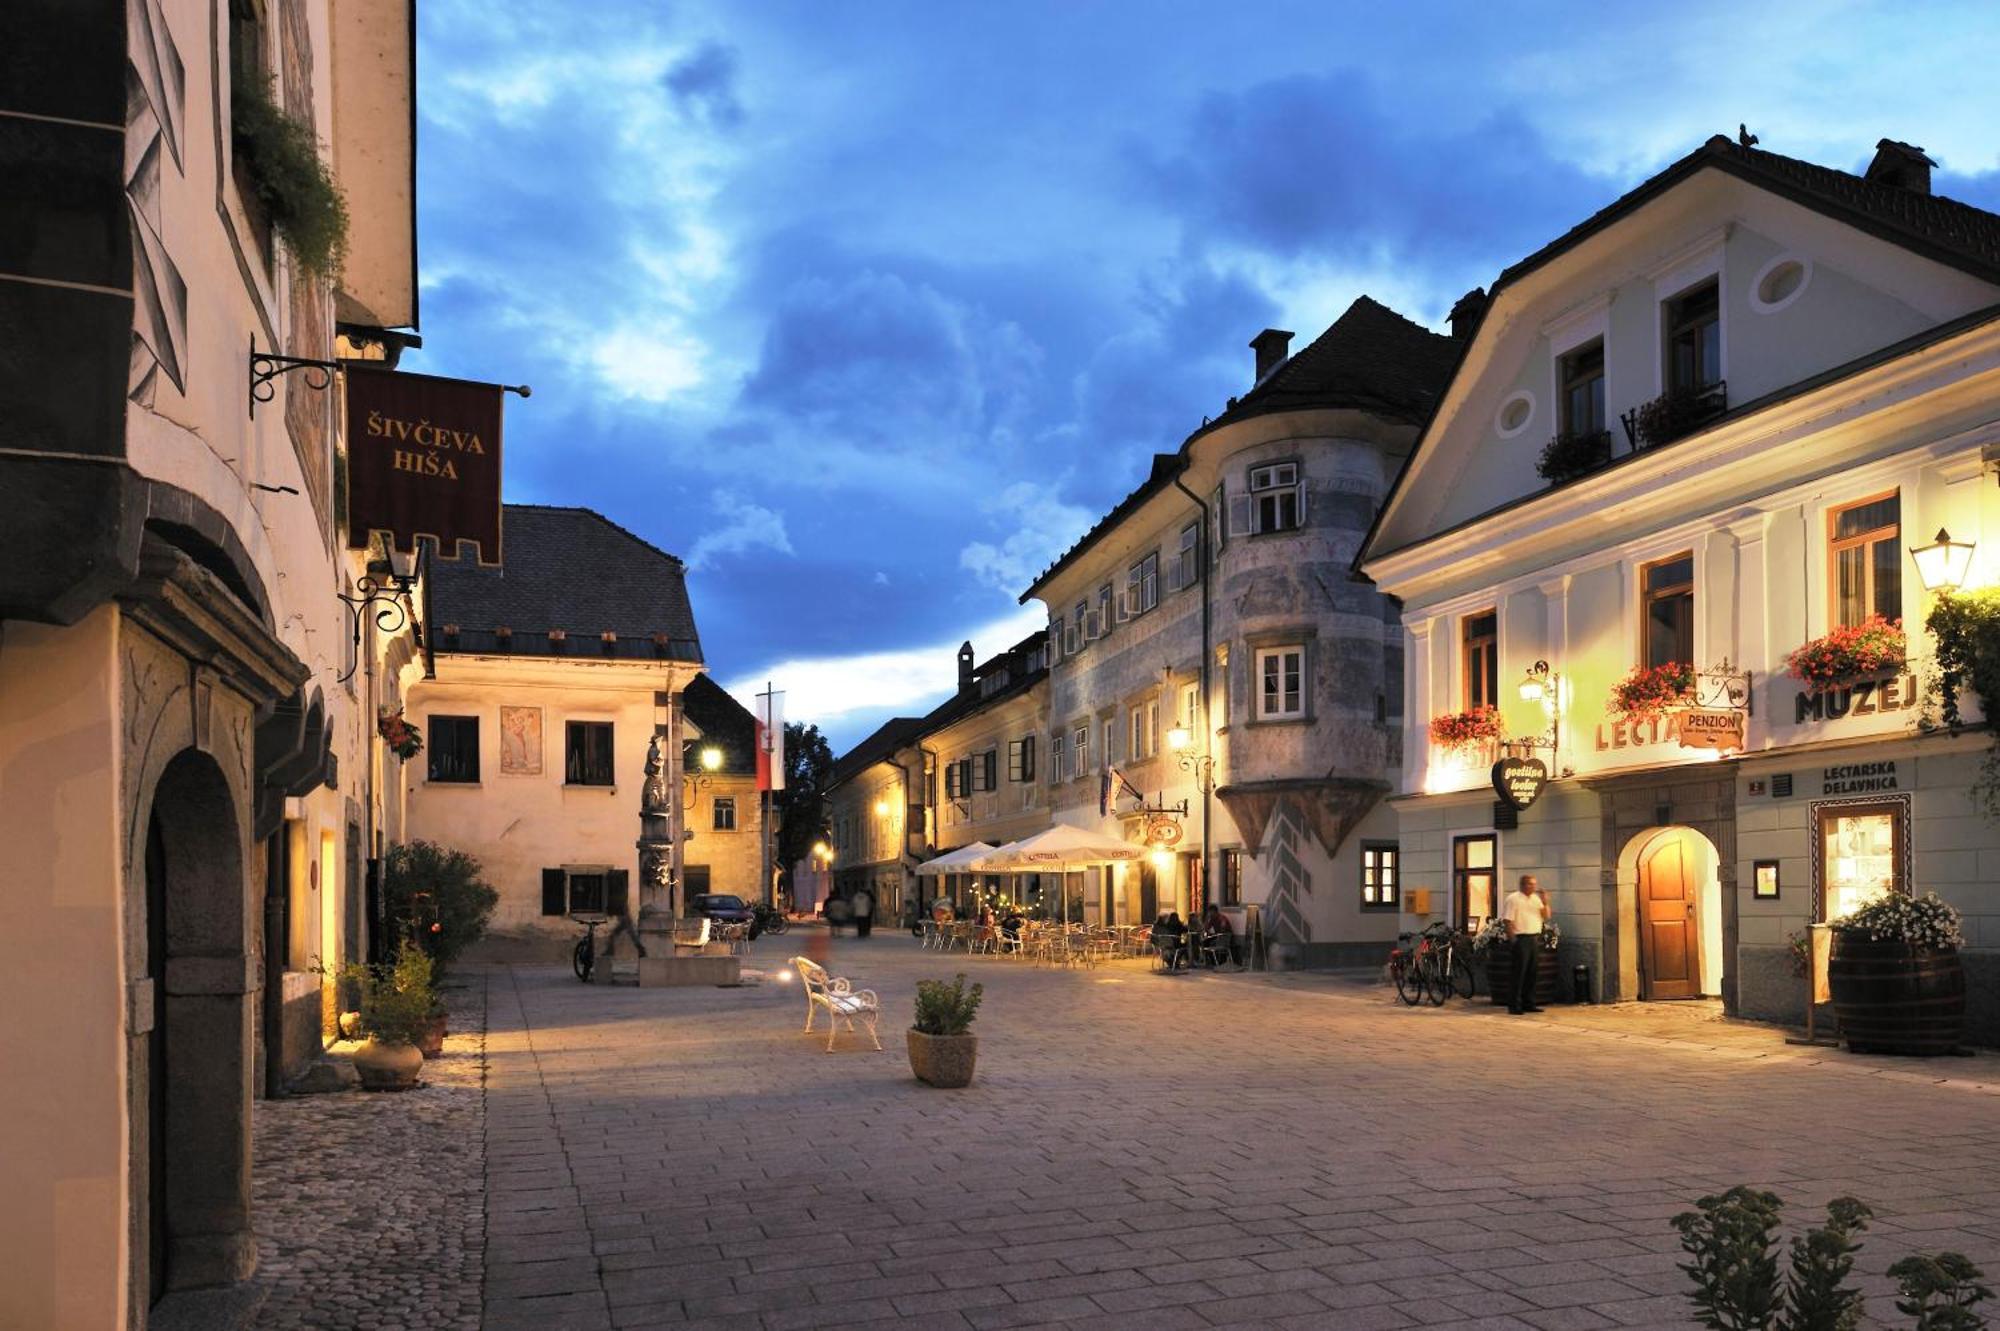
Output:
[
  {"xmin": 572, "ymin": 914, "xmax": 607, "ymax": 983},
  {"xmin": 1419, "ymin": 920, "xmax": 1477, "ymax": 1002},
  {"xmin": 1388, "ymin": 934, "xmax": 1426, "ymax": 1006},
  {"xmin": 750, "ymin": 903, "xmax": 789, "ymax": 936}
]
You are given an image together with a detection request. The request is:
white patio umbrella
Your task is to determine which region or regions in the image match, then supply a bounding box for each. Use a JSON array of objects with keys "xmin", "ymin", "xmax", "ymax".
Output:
[
  {"xmin": 972, "ymin": 825, "xmax": 1147, "ymax": 924},
  {"xmin": 915, "ymin": 841, "xmax": 998, "ymax": 875}
]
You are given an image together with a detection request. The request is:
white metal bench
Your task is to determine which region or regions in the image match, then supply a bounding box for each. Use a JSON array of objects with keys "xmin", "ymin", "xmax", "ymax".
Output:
[{"xmin": 790, "ymin": 956, "xmax": 882, "ymax": 1052}]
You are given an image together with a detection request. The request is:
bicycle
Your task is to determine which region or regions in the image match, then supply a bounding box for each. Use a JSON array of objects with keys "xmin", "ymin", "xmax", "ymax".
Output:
[
  {"xmin": 1388, "ymin": 935, "xmax": 1428, "ymax": 1006},
  {"xmin": 750, "ymin": 903, "xmax": 789, "ymax": 936},
  {"xmin": 572, "ymin": 914, "xmax": 607, "ymax": 983},
  {"xmin": 1420, "ymin": 921, "xmax": 1477, "ymax": 1001}
]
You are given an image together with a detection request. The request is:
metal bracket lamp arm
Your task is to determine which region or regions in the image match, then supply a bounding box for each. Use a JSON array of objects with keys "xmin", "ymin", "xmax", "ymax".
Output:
[{"xmin": 334, "ymin": 561, "xmax": 420, "ymax": 686}]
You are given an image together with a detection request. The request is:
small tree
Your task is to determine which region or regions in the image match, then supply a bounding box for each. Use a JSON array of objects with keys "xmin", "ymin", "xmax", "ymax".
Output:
[
  {"xmin": 774, "ymin": 722, "xmax": 836, "ymax": 896},
  {"xmin": 383, "ymin": 841, "xmax": 497, "ymax": 967}
]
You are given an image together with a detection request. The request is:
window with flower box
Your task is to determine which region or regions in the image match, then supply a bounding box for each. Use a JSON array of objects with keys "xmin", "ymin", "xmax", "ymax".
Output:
[
  {"xmin": 1462, "ymin": 610, "xmax": 1498, "ymax": 712},
  {"xmin": 1829, "ymin": 492, "xmax": 1901, "ymax": 628},
  {"xmin": 1641, "ymin": 552, "xmax": 1694, "ymax": 670}
]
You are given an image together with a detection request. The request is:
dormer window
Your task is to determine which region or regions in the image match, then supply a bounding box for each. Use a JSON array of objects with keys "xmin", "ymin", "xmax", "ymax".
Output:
[
  {"xmin": 1666, "ymin": 280, "xmax": 1721, "ymax": 393},
  {"xmin": 1559, "ymin": 340, "xmax": 1605, "ymax": 440}
]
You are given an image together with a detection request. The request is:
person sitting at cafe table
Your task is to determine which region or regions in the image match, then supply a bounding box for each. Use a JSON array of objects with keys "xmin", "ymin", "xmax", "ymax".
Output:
[
  {"xmin": 1152, "ymin": 911, "xmax": 1188, "ymax": 970},
  {"xmin": 1200, "ymin": 903, "xmax": 1238, "ymax": 967},
  {"xmin": 999, "ymin": 907, "xmax": 1025, "ymax": 945}
]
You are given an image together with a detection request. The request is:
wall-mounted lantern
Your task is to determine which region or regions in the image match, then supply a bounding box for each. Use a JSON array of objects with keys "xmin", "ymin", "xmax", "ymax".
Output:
[{"xmin": 1910, "ymin": 527, "xmax": 1976, "ymax": 592}]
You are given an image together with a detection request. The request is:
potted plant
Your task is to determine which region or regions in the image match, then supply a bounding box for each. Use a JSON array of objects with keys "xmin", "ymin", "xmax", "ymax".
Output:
[
  {"xmin": 1828, "ymin": 892, "xmax": 1966, "ymax": 1055},
  {"xmin": 1785, "ymin": 615, "xmax": 1906, "ymax": 687},
  {"xmin": 908, "ymin": 973, "xmax": 983, "ymax": 1088},
  {"xmin": 336, "ymin": 941, "xmax": 436, "ymax": 1090},
  {"xmin": 1629, "ymin": 382, "xmax": 1726, "ymax": 449},
  {"xmin": 1608, "ymin": 661, "xmax": 1695, "ymax": 723},
  {"xmin": 1428, "ymin": 705, "xmax": 1506, "ymax": 753},
  {"xmin": 378, "ymin": 707, "xmax": 423, "ymax": 761},
  {"xmin": 1474, "ymin": 917, "xmax": 1562, "ymax": 1006},
  {"xmin": 1536, "ymin": 429, "xmax": 1612, "ymax": 484}
]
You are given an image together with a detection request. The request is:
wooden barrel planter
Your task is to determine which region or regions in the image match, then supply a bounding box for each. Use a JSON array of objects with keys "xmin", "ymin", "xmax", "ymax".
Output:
[
  {"xmin": 1485, "ymin": 946, "xmax": 1561, "ymax": 1006},
  {"xmin": 1828, "ymin": 935, "xmax": 1965, "ymax": 1055}
]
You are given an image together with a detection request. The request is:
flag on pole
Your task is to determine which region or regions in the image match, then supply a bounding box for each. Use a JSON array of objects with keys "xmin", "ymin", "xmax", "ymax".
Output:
[
  {"xmin": 1099, "ymin": 765, "xmax": 1143, "ymax": 817},
  {"xmin": 756, "ymin": 686, "xmax": 786, "ymax": 792}
]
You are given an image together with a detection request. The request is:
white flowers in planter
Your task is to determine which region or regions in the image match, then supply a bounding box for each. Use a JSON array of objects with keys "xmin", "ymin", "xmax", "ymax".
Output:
[
  {"xmin": 1831, "ymin": 891, "xmax": 1965, "ymax": 949},
  {"xmin": 1472, "ymin": 917, "xmax": 1562, "ymax": 953}
]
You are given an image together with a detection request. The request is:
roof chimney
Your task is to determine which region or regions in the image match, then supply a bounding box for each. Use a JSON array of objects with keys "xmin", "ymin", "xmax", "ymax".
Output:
[
  {"xmin": 1249, "ymin": 328, "xmax": 1293, "ymax": 383},
  {"xmin": 1865, "ymin": 139, "xmax": 1936, "ymax": 195},
  {"xmin": 1448, "ymin": 287, "xmax": 1488, "ymax": 340},
  {"xmin": 957, "ymin": 640, "xmax": 975, "ymax": 692}
]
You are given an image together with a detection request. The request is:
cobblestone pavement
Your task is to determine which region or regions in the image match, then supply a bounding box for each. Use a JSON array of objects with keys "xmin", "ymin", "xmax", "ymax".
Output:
[
  {"xmin": 477, "ymin": 935, "xmax": 2000, "ymax": 1330},
  {"xmin": 249, "ymin": 973, "xmax": 488, "ymax": 1329}
]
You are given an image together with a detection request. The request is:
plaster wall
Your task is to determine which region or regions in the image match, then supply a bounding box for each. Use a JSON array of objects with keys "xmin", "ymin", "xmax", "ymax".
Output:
[{"xmin": 929, "ymin": 680, "xmax": 1051, "ymax": 852}]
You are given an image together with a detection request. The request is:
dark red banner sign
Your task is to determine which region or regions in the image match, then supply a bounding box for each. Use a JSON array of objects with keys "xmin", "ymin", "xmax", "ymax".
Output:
[{"xmin": 345, "ymin": 366, "xmax": 504, "ymax": 563}]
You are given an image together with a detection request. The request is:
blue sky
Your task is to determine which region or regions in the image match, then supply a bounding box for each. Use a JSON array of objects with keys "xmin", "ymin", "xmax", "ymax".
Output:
[{"xmin": 408, "ymin": 1, "xmax": 2000, "ymax": 748}]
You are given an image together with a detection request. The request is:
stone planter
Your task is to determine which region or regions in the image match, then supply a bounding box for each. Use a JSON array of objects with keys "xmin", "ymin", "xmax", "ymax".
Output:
[
  {"xmin": 416, "ymin": 1012, "xmax": 448, "ymax": 1058},
  {"xmin": 353, "ymin": 1038, "xmax": 423, "ymax": 1091},
  {"xmin": 1829, "ymin": 935, "xmax": 1965, "ymax": 1055},
  {"xmin": 907, "ymin": 1028, "xmax": 977, "ymax": 1088},
  {"xmin": 1484, "ymin": 946, "xmax": 1561, "ymax": 1007}
]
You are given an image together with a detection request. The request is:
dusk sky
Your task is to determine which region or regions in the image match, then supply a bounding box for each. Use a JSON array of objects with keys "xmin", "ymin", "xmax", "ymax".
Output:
[{"xmin": 407, "ymin": 1, "xmax": 2000, "ymax": 748}]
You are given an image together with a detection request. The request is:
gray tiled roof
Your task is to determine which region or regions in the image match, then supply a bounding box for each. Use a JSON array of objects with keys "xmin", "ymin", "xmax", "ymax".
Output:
[{"xmin": 425, "ymin": 504, "xmax": 702, "ymax": 661}]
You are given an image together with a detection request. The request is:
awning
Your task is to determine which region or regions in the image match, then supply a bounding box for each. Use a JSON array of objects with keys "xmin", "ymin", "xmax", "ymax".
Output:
[
  {"xmin": 970, "ymin": 824, "xmax": 1147, "ymax": 871},
  {"xmin": 915, "ymin": 842, "xmax": 998, "ymax": 876}
]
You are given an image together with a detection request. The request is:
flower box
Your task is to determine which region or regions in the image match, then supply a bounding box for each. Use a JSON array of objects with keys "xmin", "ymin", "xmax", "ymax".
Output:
[
  {"xmin": 1784, "ymin": 615, "xmax": 1905, "ymax": 687},
  {"xmin": 1428, "ymin": 706, "xmax": 1506, "ymax": 752},
  {"xmin": 1607, "ymin": 662, "xmax": 1694, "ymax": 723},
  {"xmin": 1536, "ymin": 429, "xmax": 1612, "ymax": 485}
]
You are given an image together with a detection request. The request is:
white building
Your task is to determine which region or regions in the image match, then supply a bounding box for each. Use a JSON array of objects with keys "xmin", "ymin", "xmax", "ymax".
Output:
[
  {"xmin": 1361, "ymin": 133, "xmax": 2000, "ymax": 1036},
  {"xmin": 1022, "ymin": 299, "xmax": 1459, "ymax": 962}
]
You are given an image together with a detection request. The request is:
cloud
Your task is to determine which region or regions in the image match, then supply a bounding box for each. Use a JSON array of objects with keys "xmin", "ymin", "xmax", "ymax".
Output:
[
  {"xmin": 721, "ymin": 604, "xmax": 1049, "ymax": 742},
  {"xmin": 664, "ymin": 41, "xmax": 746, "ymax": 129},
  {"xmin": 959, "ymin": 481, "xmax": 1098, "ymax": 596},
  {"xmin": 686, "ymin": 491, "xmax": 794, "ymax": 569}
]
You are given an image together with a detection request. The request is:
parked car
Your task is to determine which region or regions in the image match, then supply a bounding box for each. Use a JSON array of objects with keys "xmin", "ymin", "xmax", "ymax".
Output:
[{"xmin": 689, "ymin": 893, "xmax": 757, "ymax": 934}]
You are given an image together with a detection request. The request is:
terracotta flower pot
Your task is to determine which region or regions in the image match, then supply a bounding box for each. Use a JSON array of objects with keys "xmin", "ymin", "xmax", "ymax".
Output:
[
  {"xmin": 353, "ymin": 1038, "xmax": 423, "ymax": 1091},
  {"xmin": 417, "ymin": 1013, "xmax": 448, "ymax": 1058},
  {"xmin": 907, "ymin": 1029, "xmax": 978, "ymax": 1088}
]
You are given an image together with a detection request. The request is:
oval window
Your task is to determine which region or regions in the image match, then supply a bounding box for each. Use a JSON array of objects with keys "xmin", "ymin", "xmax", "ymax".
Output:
[
  {"xmin": 1752, "ymin": 256, "xmax": 1810, "ymax": 312},
  {"xmin": 1496, "ymin": 392, "xmax": 1534, "ymax": 437}
]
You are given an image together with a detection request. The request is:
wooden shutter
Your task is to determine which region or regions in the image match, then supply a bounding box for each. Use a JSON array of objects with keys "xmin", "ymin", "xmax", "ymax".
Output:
[
  {"xmin": 541, "ymin": 868, "xmax": 566, "ymax": 916},
  {"xmin": 982, "ymin": 750, "xmax": 997, "ymax": 791},
  {"xmin": 606, "ymin": 869, "xmax": 630, "ymax": 917},
  {"xmin": 1227, "ymin": 492, "xmax": 1252, "ymax": 539},
  {"xmin": 1211, "ymin": 484, "xmax": 1227, "ymax": 553}
]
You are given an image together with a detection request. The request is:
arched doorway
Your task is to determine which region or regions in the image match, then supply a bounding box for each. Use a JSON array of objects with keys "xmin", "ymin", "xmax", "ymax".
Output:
[
  {"xmin": 141, "ymin": 748, "xmax": 253, "ymax": 1302},
  {"xmin": 1618, "ymin": 826, "xmax": 1723, "ymax": 1001}
]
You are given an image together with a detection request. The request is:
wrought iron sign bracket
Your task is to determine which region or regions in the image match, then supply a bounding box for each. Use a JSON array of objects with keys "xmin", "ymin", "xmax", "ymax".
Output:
[
  {"xmin": 334, "ymin": 568, "xmax": 418, "ymax": 686},
  {"xmin": 249, "ymin": 340, "xmax": 346, "ymax": 418},
  {"xmin": 1694, "ymin": 662, "xmax": 1755, "ymax": 716}
]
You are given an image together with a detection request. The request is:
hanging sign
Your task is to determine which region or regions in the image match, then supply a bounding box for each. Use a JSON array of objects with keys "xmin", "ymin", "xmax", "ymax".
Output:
[
  {"xmin": 1144, "ymin": 814, "xmax": 1184, "ymax": 847},
  {"xmin": 1491, "ymin": 756, "xmax": 1548, "ymax": 810},
  {"xmin": 345, "ymin": 366, "xmax": 505, "ymax": 563},
  {"xmin": 1677, "ymin": 707, "xmax": 1746, "ymax": 752}
]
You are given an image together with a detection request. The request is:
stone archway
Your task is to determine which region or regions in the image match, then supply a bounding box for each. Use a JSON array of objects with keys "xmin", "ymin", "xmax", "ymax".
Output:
[
  {"xmin": 142, "ymin": 747, "xmax": 255, "ymax": 1302},
  {"xmin": 1586, "ymin": 767, "xmax": 1738, "ymax": 1007}
]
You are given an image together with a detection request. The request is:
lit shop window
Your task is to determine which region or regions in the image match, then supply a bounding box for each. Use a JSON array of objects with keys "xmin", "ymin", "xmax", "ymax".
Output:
[{"xmin": 1818, "ymin": 801, "xmax": 1906, "ymax": 921}]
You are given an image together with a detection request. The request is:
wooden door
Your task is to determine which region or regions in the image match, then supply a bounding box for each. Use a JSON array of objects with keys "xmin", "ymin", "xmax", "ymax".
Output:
[{"xmin": 1639, "ymin": 835, "xmax": 1701, "ymax": 999}]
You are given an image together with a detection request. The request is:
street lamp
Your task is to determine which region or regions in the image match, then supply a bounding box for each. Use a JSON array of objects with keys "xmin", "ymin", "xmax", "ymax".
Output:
[
  {"xmin": 1911, "ymin": 527, "xmax": 1976, "ymax": 592},
  {"xmin": 1518, "ymin": 660, "xmax": 1552, "ymax": 703},
  {"xmin": 1166, "ymin": 721, "xmax": 1216, "ymax": 794},
  {"xmin": 336, "ymin": 534, "xmax": 422, "ymax": 684},
  {"xmin": 682, "ymin": 742, "xmax": 723, "ymax": 808},
  {"xmin": 1515, "ymin": 659, "xmax": 1566, "ymax": 772}
]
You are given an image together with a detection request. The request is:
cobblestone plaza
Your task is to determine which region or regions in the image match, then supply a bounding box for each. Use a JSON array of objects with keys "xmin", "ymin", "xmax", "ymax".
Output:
[{"xmin": 250, "ymin": 935, "xmax": 2000, "ymax": 1330}]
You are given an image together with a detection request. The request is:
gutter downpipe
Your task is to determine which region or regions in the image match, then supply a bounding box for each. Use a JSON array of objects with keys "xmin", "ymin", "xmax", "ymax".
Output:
[
  {"xmin": 886, "ymin": 753, "xmax": 923, "ymax": 921},
  {"xmin": 1171, "ymin": 469, "xmax": 1214, "ymax": 926}
]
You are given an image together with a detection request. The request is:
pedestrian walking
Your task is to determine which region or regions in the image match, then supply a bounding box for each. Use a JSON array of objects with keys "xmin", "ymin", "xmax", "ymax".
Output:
[
  {"xmin": 853, "ymin": 887, "xmax": 874, "ymax": 938},
  {"xmin": 1502, "ymin": 873, "xmax": 1551, "ymax": 1014}
]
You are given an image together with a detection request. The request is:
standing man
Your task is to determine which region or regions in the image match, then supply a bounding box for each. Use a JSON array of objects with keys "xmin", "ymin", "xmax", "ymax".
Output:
[
  {"xmin": 1502, "ymin": 873, "xmax": 1551, "ymax": 1014},
  {"xmin": 853, "ymin": 885, "xmax": 874, "ymax": 938}
]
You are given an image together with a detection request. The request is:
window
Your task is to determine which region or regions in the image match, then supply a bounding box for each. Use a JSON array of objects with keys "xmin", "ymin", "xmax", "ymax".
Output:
[
  {"xmin": 1462, "ymin": 611, "xmax": 1498, "ymax": 712},
  {"xmin": 1101, "ymin": 715, "xmax": 1116, "ymax": 766},
  {"xmin": 427, "ymin": 714, "xmax": 479, "ymax": 783},
  {"xmin": 1174, "ymin": 522, "xmax": 1200, "ymax": 590},
  {"xmin": 1830, "ymin": 492, "xmax": 1902, "ymax": 628},
  {"xmin": 567, "ymin": 871, "xmax": 606, "ymax": 914},
  {"xmin": 1641, "ymin": 553, "xmax": 1695, "ymax": 670},
  {"xmin": 1362, "ymin": 843, "xmax": 1399, "ymax": 910},
  {"xmin": 1249, "ymin": 462, "xmax": 1303, "ymax": 534},
  {"xmin": 1073, "ymin": 724, "xmax": 1090, "ymax": 777},
  {"xmin": 564, "ymin": 721, "xmax": 615, "ymax": 786},
  {"xmin": 1129, "ymin": 696, "xmax": 1159, "ymax": 761},
  {"xmin": 978, "ymin": 750, "xmax": 997, "ymax": 792},
  {"xmin": 541, "ymin": 866, "xmax": 627, "ymax": 917},
  {"xmin": 1818, "ymin": 800, "xmax": 1907, "ymax": 921},
  {"xmin": 1666, "ymin": 280, "xmax": 1721, "ymax": 392},
  {"xmin": 1050, "ymin": 732, "xmax": 1066, "ymax": 784},
  {"xmin": 1559, "ymin": 340, "xmax": 1605, "ymax": 438},
  {"xmin": 1126, "ymin": 553, "xmax": 1159, "ymax": 617},
  {"xmin": 1073, "ymin": 600, "xmax": 1089, "ymax": 647},
  {"xmin": 1178, "ymin": 680, "xmax": 1199, "ymax": 729},
  {"xmin": 1052, "ymin": 614, "xmax": 1066, "ymax": 660},
  {"xmin": 1452, "ymin": 834, "xmax": 1496, "ymax": 929},
  {"xmin": 1218, "ymin": 848, "xmax": 1243, "ymax": 906},
  {"xmin": 1008, "ymin": 736, "xmax": 1036, "ymax": 783},
  {"xmin": 712, "ymin": 796, "xmax": 737, "ymax": 831},
  {"xmin": 1255, "ymin": 646, "xmax": 1305, "ymax": 719},
  {"xmin": 1097, "ymin": 583, "xmax": 1114, "ymax": 636}
]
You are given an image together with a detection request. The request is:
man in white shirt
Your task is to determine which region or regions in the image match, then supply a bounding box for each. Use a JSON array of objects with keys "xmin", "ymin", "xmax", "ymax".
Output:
[{"xmin": 1502, "ymin": 874, "xmax": 1551, "ymax": 1014}]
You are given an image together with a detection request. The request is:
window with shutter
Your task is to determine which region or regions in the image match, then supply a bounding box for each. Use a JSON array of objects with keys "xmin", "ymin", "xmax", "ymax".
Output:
[
  {"xmin": 1051, "ymin": 733, "xmax": 1066, "ymax": 783},
  {"xmin": 982, "ymin": 750, "xmax": 997, "ymax": 791},
  {"xmin": 1020, "ymin": 734, "xmax": 1035, "ymax": 782},
  {"xmin": 944, "ymin": 763, "xmax": 959, "ymax": 799},
  {"xmin": 1249, "ymin": 462, "xmax": 1302, "ymax": 533},
  {"xmin": 1007, "ymin": 739, "xmax": 1024, "ymax": 783},
  {"xmin": 541, "ymin": 868, "xmax": 567, "ymax": 916},
  {"xmin": 1175, "ymin": 523, "xmax": 1199, "ymax": 591},
  {"xmin": 1226, "ymin": 492, "xmax": 1252, "ymax": 538},
  {"xmin": 568, "ymin": 872, "xmax": 606, "ymax": 914},
  {"xmin": 1211, "ymin": 484, "xmax": 1227, "ymax": 553}
]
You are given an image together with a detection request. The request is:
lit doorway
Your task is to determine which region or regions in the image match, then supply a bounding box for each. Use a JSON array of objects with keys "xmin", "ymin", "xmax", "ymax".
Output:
[{"xmin": 1621, "ymin": 826, "xmax": 1722, "ymax": 1000}]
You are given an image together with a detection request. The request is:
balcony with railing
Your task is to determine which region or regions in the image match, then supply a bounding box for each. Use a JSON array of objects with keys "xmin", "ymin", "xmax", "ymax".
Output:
[{"xmin": 1621, "ymin": 380, "xmax": 1728, "ymax": 452}]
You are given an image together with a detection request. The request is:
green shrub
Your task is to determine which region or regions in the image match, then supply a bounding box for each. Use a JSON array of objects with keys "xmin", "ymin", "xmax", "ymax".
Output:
[
  {"xmin": 1925, "ymin": 587, "xmax": 2000, "ymax": 817},
  {"xmin": 384, "ymin": 840, "xmax": 499, "ymax": 968},
  {"xmin": 231, "ymin": 75, "xmax": 348, "ymax": 279},
  {"xmin": 325, "ymin": 941, "xmax": 435, "ymax": 1047},
  {"xmin": 913, "ymin": 974, "xmax": 983, "ymax": 1036}
]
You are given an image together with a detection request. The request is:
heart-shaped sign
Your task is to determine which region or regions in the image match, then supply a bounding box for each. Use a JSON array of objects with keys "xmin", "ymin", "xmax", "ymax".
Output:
[{"xmin": 1492, "ymin": 756, "xmax": 1549, "ymax": 810}]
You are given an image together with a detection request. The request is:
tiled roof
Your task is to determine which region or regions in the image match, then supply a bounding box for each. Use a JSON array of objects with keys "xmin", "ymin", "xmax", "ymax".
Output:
[
  {"xmin": 426, "ymin": 504, "xmax": 702, "ymax": 661},
  {"xmin": 1021, "ymin": 296, "xmax": 1456, "ymax": 601},
  {"xmin": 1495, "ymin": 135, "xmax": 2000, "ymax": 294},
  {"xmin": 914, "ymin": 630, "xmax": 1050, "ymax": 741},
  {"xmin": 829, "ymin": 715, "xmax": 927, "ymax": 790},
  {"xmin": 681, "ymin": 674, "xmax": 757, "ymax": 773}
]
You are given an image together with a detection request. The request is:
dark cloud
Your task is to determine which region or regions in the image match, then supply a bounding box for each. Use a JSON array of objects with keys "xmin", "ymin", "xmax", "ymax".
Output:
[
  {"xmin": 664, "ymin": 41, "xmax": 745, "ymax": 128},
  {"xmin": 1141, "ymin": 72, "xmax": 1619, "ymax": 278}
]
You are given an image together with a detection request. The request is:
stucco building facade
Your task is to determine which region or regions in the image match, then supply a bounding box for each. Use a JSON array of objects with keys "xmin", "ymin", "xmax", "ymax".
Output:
[{"xmin": 1362, "ymin": 134, "xmax": 2000, "ymax": 1039}]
